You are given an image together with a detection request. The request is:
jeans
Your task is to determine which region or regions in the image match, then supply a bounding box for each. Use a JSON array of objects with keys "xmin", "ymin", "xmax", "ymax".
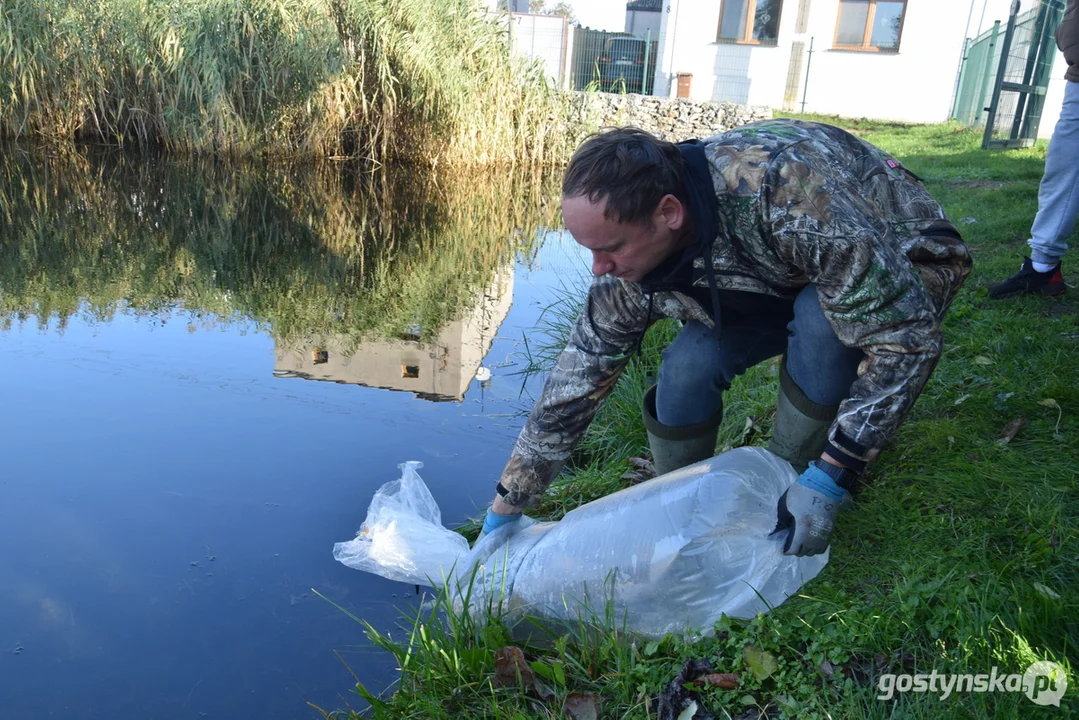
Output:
[
  {"xmin": 1029, "ymin": 80, "xmax": 1079, "ymax": 266},
  {"xmin": 655, "ymin": 285, "xmax": 863, "ymax": 426}
]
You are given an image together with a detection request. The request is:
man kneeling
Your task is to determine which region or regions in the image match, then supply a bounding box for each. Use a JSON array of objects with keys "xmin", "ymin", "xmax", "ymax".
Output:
[{"xmin": 481, "ymin": 119, "xmax": 972, "ymax": 557}]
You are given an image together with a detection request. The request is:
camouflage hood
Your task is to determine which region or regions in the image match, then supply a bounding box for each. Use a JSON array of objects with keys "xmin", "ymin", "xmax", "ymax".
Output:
[{"xmin": 497, "ymin": 119, "xmax": 972, "ymax": 509}]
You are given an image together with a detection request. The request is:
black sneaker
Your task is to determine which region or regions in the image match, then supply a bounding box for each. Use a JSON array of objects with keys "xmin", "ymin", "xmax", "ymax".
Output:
[{"xmin": 987, "ymin": 257, "xmax": 1066, "ymax": 299}]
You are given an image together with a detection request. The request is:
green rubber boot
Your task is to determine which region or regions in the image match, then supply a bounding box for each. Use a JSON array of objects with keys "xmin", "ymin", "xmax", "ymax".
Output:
[
  {"xmin": 768, "ymin": 358, "xmax": 839, "ymax": 473},
  {"xmin": 642, "ymin": 385, "xmax": 723, "ymax": 476}
]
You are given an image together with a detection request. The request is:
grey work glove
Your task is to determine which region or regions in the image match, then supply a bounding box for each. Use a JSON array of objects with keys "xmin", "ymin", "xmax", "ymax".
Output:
[{"xmin": 772, "ymin": 464, "xmax": 845, "ymax": 557}]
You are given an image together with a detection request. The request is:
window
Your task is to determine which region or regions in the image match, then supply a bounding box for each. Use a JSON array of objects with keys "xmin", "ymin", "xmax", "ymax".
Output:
[
  {"xmin": 834, "ymin": 0, "xmax": 906, "ymax": 51},
  {"xmin": 717, "ymin": 0, "xmax": 783, "ymax": 45}
]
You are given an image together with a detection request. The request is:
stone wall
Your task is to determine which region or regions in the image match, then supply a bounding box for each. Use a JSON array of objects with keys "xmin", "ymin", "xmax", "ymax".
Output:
[{"xmin": 566, "ymin": 92, "xmax": 772, "ymax": 143}]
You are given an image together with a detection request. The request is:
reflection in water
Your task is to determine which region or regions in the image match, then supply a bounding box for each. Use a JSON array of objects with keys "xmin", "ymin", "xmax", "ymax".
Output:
[
  {"xmin": 274, "ymin": 266, "xmax": 514, "ymax": 401},
  {"xmin": 0, "ymin": 146, "xmax": 566, "ymax": 719},
  {"xmin": 0, "ymin": 147, "xmax": 555, "ymax": 350}
]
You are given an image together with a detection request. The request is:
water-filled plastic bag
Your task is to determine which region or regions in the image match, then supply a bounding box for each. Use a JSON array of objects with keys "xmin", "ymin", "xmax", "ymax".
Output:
[{"xmin": 333, "ymin": 448, "xmax": 828, "ymax": 638}]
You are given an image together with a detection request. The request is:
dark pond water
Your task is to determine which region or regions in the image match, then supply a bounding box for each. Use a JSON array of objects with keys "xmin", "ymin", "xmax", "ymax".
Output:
[{"xmin": 0, "ymin": 150, "xmax": 590, "ymax": 719}]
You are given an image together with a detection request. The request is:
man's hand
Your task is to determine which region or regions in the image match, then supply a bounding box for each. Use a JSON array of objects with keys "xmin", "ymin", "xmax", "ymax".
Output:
[
  {"xmin": 475, "ymin": 506, "xmax": 523, "ymax": 545},
  {"xmin": 772, "ymin": 462, "xmax": 846, "ymax": 556}
]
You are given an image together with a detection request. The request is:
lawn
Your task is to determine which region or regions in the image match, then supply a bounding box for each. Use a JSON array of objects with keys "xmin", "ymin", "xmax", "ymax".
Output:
[{"xmin": 334, "ymin": 117, "xmax": 1078, "ymax": 719}]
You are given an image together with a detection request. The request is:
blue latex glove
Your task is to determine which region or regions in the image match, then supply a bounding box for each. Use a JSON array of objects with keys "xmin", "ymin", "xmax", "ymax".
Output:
[
  {"xmin": 481, "ymin": 507, "xmax": 522, "ymax": 537},
  {"xmin": 772, "ymin": 464, "xmax": 845, "ymax": 557}
]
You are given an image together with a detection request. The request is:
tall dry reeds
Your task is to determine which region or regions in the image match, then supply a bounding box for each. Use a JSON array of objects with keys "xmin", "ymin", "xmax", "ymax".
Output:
[{"xmin": 0, "ymin": 0, "xmax": 572, "ymax": 165}]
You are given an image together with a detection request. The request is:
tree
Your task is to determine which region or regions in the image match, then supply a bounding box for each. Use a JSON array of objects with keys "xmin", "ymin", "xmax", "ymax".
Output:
[
  {"xmin": 547, "ymin": 2, "xmax": 577, "ymax": 24},
  {"xmin": 503, "ymin": 0, "xmax": 578, "ymax": 25}
]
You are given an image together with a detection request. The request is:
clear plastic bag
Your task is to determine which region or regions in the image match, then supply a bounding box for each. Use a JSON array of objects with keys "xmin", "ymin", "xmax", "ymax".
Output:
[
  {"xmin": 331, "ymin": 461, "xmax": 470, "ymax": 586},
  {"xmin": 333, "ymin": 448, "xmax": 828, "ymax": 639}
]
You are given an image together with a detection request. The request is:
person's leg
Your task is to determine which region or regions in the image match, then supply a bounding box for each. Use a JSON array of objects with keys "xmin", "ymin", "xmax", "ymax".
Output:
[
  {"xmin": 988, "ymin": 80, "xmax": 1078, "ymax": 298},
  {"xmin": 784, "ymin": 286, "xmax": 863, "ymax": 407},
  {"xmin": 644, "ymin": 318, "xmax": 787, "ymax": 475},
  {"xmin": 770, "ymin": 286, "xmax": 862, "ymax": 471},
  {"xmin": 1029, "ymin": 80, "xmax": 1079, "ymax": 267},
  {"xmin": 655, "ymin": 320, "xmax": 788, "ymax": 425}
]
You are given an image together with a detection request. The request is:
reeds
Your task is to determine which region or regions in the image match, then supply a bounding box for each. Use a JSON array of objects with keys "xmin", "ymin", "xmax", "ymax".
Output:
[{"xmin": 0, "ymin": 0, "xmax": 573, "ymax": 165}]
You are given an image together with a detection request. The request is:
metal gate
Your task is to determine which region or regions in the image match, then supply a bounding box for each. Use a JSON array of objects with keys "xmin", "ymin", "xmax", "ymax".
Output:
[
  {"xmin": 507, "ymin": 13, "xmax": 570, "ymax": 88},
  {"xmin": 570, "ymin": 28, "xmax": 657, "ymax": 94},
  {"xmin": 984, "ymin": 0, "xmax": 1066, "ymax": 148},
  {"xmin": 951, "ymin": 0, "xmax": 1065, "ymax": 149},
  {"xmin": 952, "ymin": 20, "xmax": 1007, "ymax": 128}
]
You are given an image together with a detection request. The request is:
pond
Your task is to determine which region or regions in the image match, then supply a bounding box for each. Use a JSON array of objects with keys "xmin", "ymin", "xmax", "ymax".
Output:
[{"xmin": 0, "ymin": 149, "xmax": 591, "ymax": 719}]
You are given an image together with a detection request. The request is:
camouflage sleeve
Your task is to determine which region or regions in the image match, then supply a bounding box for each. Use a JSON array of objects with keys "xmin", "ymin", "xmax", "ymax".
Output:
[
  {"xmin": 765, "ymin": 143, "xmax": 943, "ymax": 462},
  {"xmin": 497, "ymin": 275, "xmax": 655, "ymax": 509}
]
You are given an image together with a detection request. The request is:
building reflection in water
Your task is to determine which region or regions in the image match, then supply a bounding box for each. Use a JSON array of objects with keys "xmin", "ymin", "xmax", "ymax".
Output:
[{"xmin": 273, "ymin": 265, "xmax": 513, "ymax": 402}]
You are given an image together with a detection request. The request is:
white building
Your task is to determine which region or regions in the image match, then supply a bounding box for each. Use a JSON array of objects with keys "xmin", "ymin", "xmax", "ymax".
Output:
[
  {"xmin": 625, "ymin": 0, "xmax": 663, "ymax": 39},
  {"xmin": 650, "ymin": 0, "xmax": 1069, "ymax": 138}
]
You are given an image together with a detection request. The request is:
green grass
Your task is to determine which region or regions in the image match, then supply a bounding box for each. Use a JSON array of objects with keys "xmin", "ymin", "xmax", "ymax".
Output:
[{"xmin": 337, "ymin": 118, "xmax": 1078, "ymax": 719}]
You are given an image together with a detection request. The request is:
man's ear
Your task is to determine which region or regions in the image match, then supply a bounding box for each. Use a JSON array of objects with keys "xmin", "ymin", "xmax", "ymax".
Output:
[{"xmin": 655, "ymin": 194, "xmax": 686, "ymax": 231}]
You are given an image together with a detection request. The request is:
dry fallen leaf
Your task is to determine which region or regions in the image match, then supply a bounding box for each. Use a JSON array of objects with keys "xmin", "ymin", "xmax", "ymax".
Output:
[
  {"xmin": 692, "ymin": 673, "xmax": 740, "ymax": 689},
  {"xmin": 1039, "ymin": 398, "xmax": 1065, "ymax": 437},
  {"xmin": 997, "ymin": 417, "xmax": 1027, "ymax": 445},
  {"xmin": 493, "ymin": 646, "xmax": 534, "ymax": 689},
  {"xmin": 492, "ymin": 647, "xmax": 555, "ymax": 701},
  {"xmin": 974, "ymin": 356, "xmax": 994, "ymax": 365},
  {"xmin": 624, "ymin": 456, "xmax": 659, "ymax": 484},
  {"xmin": 628, "ymin": 456, "xmax": 656, "ymax": 472},
  {"xmin": 563, "ymin": 692, "xmax": 601, "ymax": 720}
]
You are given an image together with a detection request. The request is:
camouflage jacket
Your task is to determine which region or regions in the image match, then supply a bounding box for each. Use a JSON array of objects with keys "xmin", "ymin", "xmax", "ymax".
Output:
[{"xmin": 498, "ymin": 119, "xmax": 972, "ymax": 509}]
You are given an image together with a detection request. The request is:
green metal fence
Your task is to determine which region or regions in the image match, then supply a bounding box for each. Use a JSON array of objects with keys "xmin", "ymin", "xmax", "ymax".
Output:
[
  {"xmin": 951, "ymin": 0, "xmax": 1065, "ymax": 148},
  {"xmin": 570, "ymin": 28, "xmax": 658, "ymax": 94},
  {"xmin": 952, "ymin": 20, "xmax": 1005, "ymax": 127},
  {"xmin": 982, "ymin": 0, "xmax": 1066, "ymax": 148}
]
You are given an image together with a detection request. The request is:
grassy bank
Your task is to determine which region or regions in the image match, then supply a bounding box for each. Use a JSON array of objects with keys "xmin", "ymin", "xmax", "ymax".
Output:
[
  {"xmin": 338, "ymin": 118, "xmax": 1078, "ymax": 719},
  {"xmin": 0, "ymin": 0, "xmax": 569, "ymax": 165}
]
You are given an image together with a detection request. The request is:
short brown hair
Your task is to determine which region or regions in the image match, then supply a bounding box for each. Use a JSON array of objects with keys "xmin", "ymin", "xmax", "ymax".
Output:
[{"xmin": 562, "ymin": 127, "xmax": 686, "ymax": 226}]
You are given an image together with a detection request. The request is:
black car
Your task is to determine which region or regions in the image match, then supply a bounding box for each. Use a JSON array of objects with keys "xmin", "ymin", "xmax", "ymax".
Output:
[{"xmin": 598, "ymin": 37, "xmax": 649, "ymax": 94}]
